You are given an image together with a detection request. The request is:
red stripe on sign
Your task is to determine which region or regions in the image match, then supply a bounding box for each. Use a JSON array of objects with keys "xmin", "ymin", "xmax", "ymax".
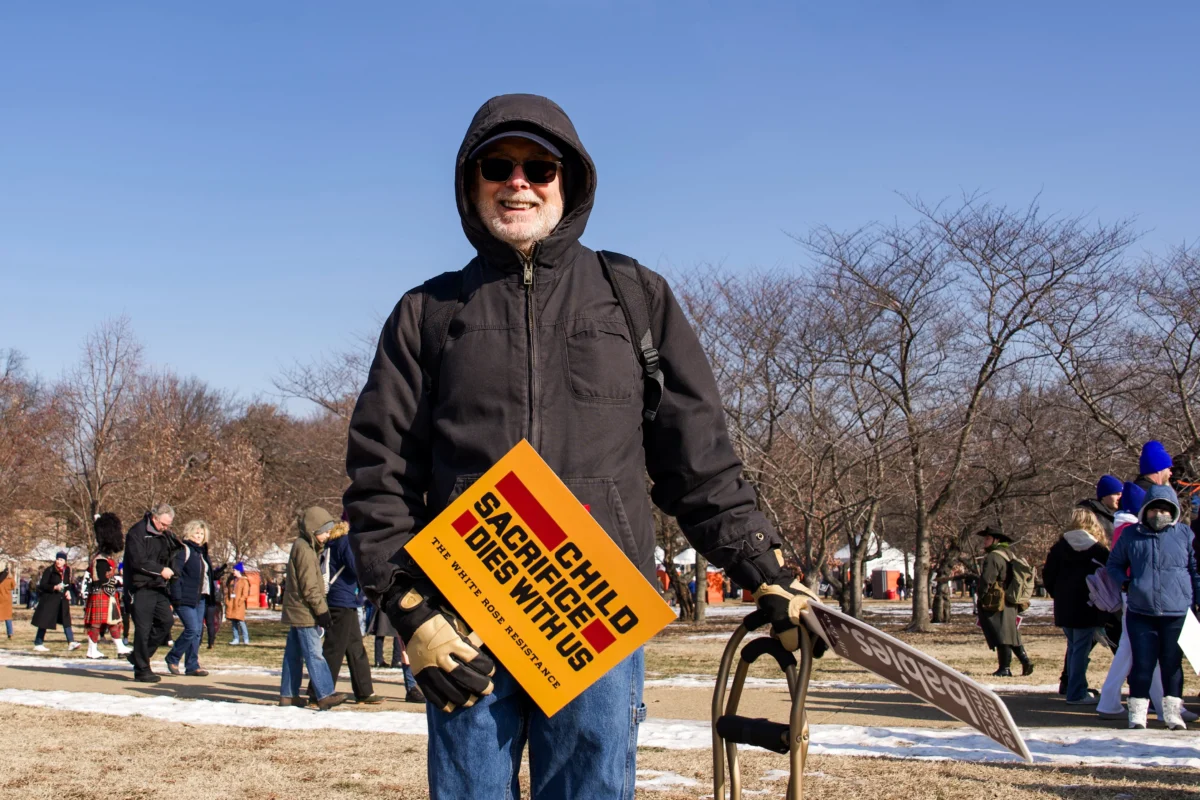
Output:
[
  {"xmin": 582, "ymin": 619, "xmax": 616, "ymax": 653},
  {"xmin": 452, "ymin": 510, "xmax": 478, "ymax": 537},
  {"xmin": 495, "ymin": 472, "xmax": 567, "ymax": 550}
]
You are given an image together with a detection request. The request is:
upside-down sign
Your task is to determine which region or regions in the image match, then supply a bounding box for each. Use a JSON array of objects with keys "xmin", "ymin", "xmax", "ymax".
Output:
[{"xmin": 405, "ymin": 440, "xmax": 676, "ymax": 716}]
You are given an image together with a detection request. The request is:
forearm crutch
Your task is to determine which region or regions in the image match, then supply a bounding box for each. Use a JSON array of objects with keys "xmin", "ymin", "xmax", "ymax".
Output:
[{"xmin": 712, "ymin": 609, "xmax": 815, "ymax": 800}]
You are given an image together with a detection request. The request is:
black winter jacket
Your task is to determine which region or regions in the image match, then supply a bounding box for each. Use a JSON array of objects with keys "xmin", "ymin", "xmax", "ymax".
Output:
[
  {"xmin": 1043, "ymin": 529, "xmax": 1110, "ymax": 628},
  {"xmin": 30, "ymin": 564, "xmax": 72, "ymax": 630},
  {"xmin": 345, "ymin": 94, "xmax": 781, "ymax": 602},
  {"xmin": 124, "ymin": 514, "xmax": 181, "ymax": 592},
  {"xmin": 1075, "ymin": 498, "xmax": 1115, "ymax": 538},
  {"xmin": 170, "ymin": 543, "xmax": 214, "ymax": 608}
]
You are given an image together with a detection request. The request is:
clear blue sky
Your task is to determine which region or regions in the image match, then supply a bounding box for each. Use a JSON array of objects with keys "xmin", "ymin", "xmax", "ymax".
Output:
[{"xmin": 3, "ymin": 3, "xmax": 1197, "ymax": 409}]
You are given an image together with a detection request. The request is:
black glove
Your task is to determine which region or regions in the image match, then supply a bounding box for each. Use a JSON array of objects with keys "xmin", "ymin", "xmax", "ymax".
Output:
[
  {"xmin": 385, "ymin": 580, "xmax": 496, "ymax": 713},
  {"xmin": 315, "ymin": 611, "xmax": 332, "ymax": 630},
  {"xmin": 738, "ymin": 550, "xmax": 827, "ymax": 657}
]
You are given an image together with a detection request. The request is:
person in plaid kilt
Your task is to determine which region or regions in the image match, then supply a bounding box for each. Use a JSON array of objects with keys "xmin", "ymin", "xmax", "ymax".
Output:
[{"xmin": 85, "ymin": 513, "xmax": 131, "ymax": 660}]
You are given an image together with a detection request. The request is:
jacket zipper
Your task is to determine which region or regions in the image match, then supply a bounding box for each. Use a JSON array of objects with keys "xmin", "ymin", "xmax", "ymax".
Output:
[{"xmin": 522, "ymin": 246, "xmax": 539, "ymax": 449}]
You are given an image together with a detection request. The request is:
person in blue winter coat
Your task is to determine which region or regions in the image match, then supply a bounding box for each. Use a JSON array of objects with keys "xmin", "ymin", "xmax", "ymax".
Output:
[{"xmin": 1106, "ymin": 483, "xmax": 1200, "ymax": 730}]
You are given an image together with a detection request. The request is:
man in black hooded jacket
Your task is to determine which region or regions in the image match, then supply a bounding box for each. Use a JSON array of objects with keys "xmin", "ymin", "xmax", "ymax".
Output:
[{"xmin": 344, "ymin": 94, "xmax": 819, "ymax": 798}]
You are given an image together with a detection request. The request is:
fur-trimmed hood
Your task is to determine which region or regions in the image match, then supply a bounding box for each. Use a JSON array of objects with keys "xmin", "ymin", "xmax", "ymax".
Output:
[{"xmin": 326, "ymin": 521, "xmax": 349, "ymax": 542}]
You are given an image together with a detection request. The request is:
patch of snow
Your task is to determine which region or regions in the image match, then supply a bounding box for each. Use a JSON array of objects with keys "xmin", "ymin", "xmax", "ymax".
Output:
[
  {"xmin": 3, "ymin": 688, "xmax": 1197, "ymax": 770},
  {"xmin": 644, "ymin": 673, "xmax": 1064, "ymax": 696},
  {"xmin": 640, "ymin": 716, "xmax": 1200, "ymax": 769},
  {"xmin": 0, "ymin": 651, "xmax": 412, "ymax": 683},
  {"xmin": 761, "ymin": 769, "xmax": 790, "ymax": 781},
  {"xmin": 673, "ymin": 604, "xmax": 756, "ymax": 619},
  {"xmin": 635, "ymin": 770, "xmax": 700, "ymax": 790},
  {"xmin": 684, "ymin": 632, "xmax": 766, "ymax": 641},
  {"xmin": 244, "ymin": 609, "xmax": 282, "ymax": 620},
  {"xmin": 862, "ymin": 599, "xmax": 1053, "ymax": 619},
  {"xmin": 0, "ymin": 688, "xmax": 429, "ymax": 734}
]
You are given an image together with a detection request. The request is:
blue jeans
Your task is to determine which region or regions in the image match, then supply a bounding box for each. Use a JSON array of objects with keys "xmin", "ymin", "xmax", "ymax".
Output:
[
  {"xmin": 4, "ymin": 620, "xmax": 12, "ymax": 636},
  {"xmin": 34, "ymin": 626, "xmax": 74, "ymax": 645},
  {"xmin": 230, "ymin": 620, "xmax": 249, "ymax": 644},
  {"xmin": 280, "ymin": 626, "xmax": 335, "ymax": 700},
  {"xmin": 1127, "ymin": 611, "xmax": 1186, "ymax": 699},
  {"xmin": 402, "ymin": 662, "xmax": 418, "ymax": 693},
  {"xmin": 427, "ymin": 647, "xmax": 645, "ymax": 800},
  {"xmin": 166, "ymin": 600, "xmax": 206, "ymax": 673},
  {"xmin": 1062, "ymin": 626, "xmax": 1099, "ymax": 701}
]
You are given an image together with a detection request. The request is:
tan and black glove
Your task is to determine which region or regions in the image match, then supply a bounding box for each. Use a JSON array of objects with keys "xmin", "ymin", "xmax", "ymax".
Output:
[
  {"xmin": 739, "ymin": 549, "xmax": 826, "ymax": 656},
  {"xmin": 384, "ymin": 581, "xmax": 495, "ymax": 713}
]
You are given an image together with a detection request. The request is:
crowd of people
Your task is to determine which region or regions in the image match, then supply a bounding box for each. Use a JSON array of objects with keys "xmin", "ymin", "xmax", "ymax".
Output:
[
  {"xmin": 5, "ymin": 501, "xmax": 424, "ymax": 710},
  {"xmin": 978, "ymin": 440, "xmax": 1200, "ymax": 731}
]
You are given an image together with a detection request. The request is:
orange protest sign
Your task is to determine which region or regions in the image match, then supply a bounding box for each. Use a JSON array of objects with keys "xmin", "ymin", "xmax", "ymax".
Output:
[{"xmin": 405, "ymin": 440, "xmax": 676, "ymax": 716}]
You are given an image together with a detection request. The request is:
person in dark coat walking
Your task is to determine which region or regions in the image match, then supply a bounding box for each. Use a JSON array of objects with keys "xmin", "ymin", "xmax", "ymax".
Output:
[
  {"xmin": 1043, "ymin": 507, "xmax": 1112, "ymax": 704},
  {"xmin": 305, "ymin": 520, "xmax": 381, "ymax": 705},
  {"xmin": 32, "ymin": 552, "xmax": 79, "ymax": 651},
  {"xmin": 204, "ymin": 565, "xmax": 225, "ymax": 649},
  {"xmin": 165, "ymin": 520, "xmax": 214, "ymax": 677},
  {"xmin": 123, "ymin": 504, "xmax": 182, "ymax": 682},
  {"xmin": 976, "ymin": 527, "xmax": 1033, "ymax": 677}
]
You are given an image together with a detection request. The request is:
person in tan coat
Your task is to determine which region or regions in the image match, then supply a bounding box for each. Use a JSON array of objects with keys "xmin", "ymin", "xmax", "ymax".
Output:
[
  {"xmin": 279, "ymin": 507, "xmax": 346, "ymax": 711},
  {"xmin": 224, "ymin": 564, "xmax": 250, "ymax": 645},
  {"xmin": 0, "ymin": 561, "xmax": 15, "ymax": 639}
]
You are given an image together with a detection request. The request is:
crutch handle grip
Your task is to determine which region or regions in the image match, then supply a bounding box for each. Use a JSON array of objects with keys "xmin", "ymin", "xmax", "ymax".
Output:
[
  {"xmin": 740, "ymin": 636, "xmax": 798, "ymax": 671},
  {"xmin": 715, "ymin": 714, "xmax": 791, "ymax": 754}
]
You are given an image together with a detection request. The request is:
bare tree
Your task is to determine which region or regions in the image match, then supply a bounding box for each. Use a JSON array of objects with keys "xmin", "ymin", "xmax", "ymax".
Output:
[
  {"xmin": 53, "ymin": 317, "xmax": 143, "ymax": 541},
  {"xmin": 804, "ymin": 195, "xmax": 1135, "ymax": 629}
]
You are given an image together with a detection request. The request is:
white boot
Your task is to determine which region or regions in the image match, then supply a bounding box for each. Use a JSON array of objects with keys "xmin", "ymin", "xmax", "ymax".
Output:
[
  {"xmin": 1162, "ymin": 697, "xmax": 1188, "ymax": 731},
  {"xmin": 86, "ymin": 640, "xmax": 107, "ymax": 659},
  {"xmin": 115, "ymin": 639, "xmax": 133, "ymax": 655},
  {"xmin": 1128, "ymin": 696, "xmax": 1150, "ymax": 729},
  {"xmin": 33, "ymin": 644, "xmax": 48, "ymax": 652}
]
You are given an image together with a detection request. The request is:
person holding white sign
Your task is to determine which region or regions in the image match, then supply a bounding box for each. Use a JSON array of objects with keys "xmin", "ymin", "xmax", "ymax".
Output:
[{"xmin": 1105, "ymin": 483, "xmax": 1200, "ymax": 729}]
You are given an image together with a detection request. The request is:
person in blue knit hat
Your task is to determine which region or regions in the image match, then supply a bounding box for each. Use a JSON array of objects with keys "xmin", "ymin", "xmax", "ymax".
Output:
[
  {"xmin": 1134, "ymin": 441, "xmax": 1173, "ymax": 494},
  {"xmin": 1077, "ymin": 475, "xmax": 1123, "ymax": 538}
]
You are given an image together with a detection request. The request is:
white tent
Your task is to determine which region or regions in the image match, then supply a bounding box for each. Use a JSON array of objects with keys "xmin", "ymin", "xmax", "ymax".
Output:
[
  {"xmin": 834, "ymin": 535, "xmax": 911, "ymax": 575},
  {"xmin": 25, "ymin": 539, "xmax": 86, "ymax": 563},
  {"xmin": 667, "ymin": 547, "xmax": 723, "ymax": 573},
  {"xmin": 253, "ymin": 543, "xmax": 292, "ymax": 567}
]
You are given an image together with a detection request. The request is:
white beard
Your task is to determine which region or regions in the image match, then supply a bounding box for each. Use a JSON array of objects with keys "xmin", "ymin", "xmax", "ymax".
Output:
[{"xmin": 477, "ymin": 192, "xmax": 563, "ymax": 252}]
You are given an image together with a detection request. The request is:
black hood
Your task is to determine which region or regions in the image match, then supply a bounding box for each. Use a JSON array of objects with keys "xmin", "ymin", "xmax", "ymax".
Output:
[{"xmin": 455, "ymin": 94, "xmax": 596, "ymax": 273}]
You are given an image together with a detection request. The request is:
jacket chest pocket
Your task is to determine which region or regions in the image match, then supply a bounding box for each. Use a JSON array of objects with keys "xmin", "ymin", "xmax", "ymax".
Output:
[{"xmin": 562, "ymin": 319, "xmax": 639, "ymax": 403}]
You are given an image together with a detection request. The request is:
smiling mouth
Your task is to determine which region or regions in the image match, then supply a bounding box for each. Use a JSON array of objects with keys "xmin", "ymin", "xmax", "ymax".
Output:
[{"xmin": 499, "ymin": 200, "xmax": 538, "ymax": 212}]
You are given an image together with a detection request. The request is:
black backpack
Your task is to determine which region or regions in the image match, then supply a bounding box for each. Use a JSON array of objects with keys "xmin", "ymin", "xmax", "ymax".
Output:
[{"xmin": 417, "ymin": 251, "xmax": 664, "ymax": 422}]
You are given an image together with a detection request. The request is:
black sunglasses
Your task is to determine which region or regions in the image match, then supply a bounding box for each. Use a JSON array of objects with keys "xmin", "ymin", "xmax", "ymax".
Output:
[{"xmin": 477, "ymin": 157, "xmax": 561, "ymax": 185}]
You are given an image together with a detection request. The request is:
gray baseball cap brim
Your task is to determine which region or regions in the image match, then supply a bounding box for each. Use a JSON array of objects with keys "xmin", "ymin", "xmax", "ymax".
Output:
[{"xmin": 468, "ymin": 130, "xmax": 562, "ymax": 160}]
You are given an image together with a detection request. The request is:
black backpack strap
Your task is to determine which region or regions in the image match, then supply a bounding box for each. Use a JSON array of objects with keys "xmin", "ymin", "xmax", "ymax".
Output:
[
  {"xmin": 418, "ymin": 265, "xmax": 468, "ymax": 396},
  {"xmin": 597, "ymin": 250, "xmax": 664, "ymax": 422}
]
